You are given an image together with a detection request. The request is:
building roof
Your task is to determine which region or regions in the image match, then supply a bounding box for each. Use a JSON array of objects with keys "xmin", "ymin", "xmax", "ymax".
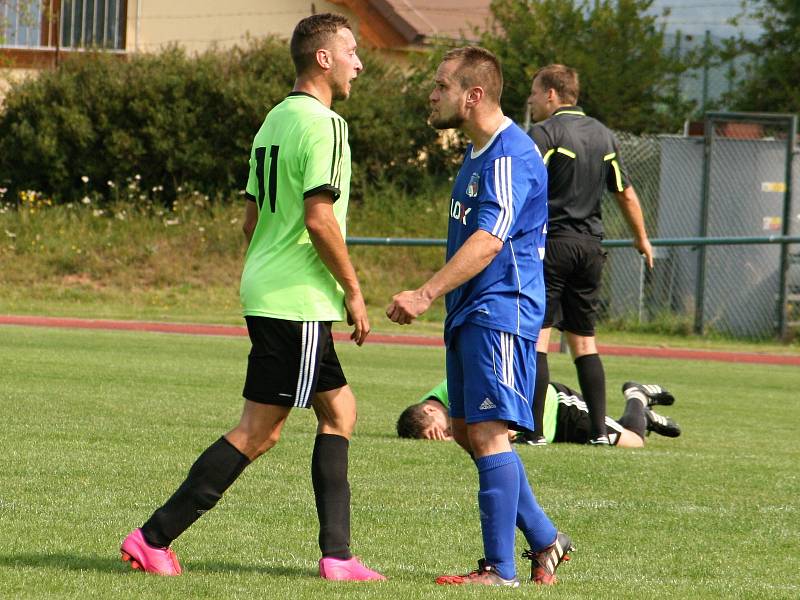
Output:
[{"xmin": 332, "ymin": 0, "xmax": 492, "ymax": 48}]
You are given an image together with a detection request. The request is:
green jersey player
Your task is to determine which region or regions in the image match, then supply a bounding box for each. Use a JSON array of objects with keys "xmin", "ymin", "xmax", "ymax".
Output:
[{"xmin": 120, "ymin": 13, "xmax": 384, "ymax": 582}]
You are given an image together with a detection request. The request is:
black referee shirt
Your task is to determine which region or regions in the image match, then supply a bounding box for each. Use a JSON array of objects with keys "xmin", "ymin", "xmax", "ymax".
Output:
[{"xmin": 528, "ymin": 106, "xmax": 630, "ymax": 239}]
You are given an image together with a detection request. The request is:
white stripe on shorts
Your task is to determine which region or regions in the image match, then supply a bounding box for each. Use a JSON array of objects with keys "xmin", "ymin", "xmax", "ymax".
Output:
[
  {"xmin": 294, "ymin": 322, "xmax": 319, "ymax": 408},
  {"xmin": 500, "ymin": 331, "xmax": 515, "ymax": 389}
]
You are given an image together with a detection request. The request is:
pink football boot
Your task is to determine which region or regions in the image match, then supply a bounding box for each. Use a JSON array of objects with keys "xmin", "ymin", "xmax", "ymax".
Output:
[
  {"xmin": 319, "ymin": 556, "xmax": 386, "ymax": 581},
  {"xmin": 120, "ymin": 528, "xmax": 182, "ymax": 576}
]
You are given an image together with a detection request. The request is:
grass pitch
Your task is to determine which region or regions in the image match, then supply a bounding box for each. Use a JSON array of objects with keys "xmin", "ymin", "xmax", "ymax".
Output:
[{"xmin": 0, "ymin": 325, "xmax": 798, "ymax": 599}]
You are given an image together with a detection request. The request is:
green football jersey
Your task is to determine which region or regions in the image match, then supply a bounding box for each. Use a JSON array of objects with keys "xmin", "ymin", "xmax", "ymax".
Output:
[
  {"xmin": 240, "ymin": 92, "xmax": 351, "ymax": 321},
  {"xmin": 419, "ymin": 379, "xmax": 449, "ymax": 409}
]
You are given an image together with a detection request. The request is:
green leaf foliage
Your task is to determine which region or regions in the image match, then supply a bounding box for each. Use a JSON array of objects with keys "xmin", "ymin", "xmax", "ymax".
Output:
[
  {"xmin": 481, "ymin": 0, "xmax": 693, "ymax": 133},
  {"xmin": 727, "ymin": 0, "xmax": 800, "ymax": 113},
  {"xmin": 0, "ymin": 40, "xmax": 458, "ymax": 204},
  {"xmin": 0, "ymin": 40, "xmax": 294, "ymax": 202}
]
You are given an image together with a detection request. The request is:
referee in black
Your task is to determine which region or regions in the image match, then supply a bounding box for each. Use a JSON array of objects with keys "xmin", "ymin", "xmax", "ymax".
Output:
[{"xmin": 524, "ymin": 64, "xmax": 653, "ymax": 445}]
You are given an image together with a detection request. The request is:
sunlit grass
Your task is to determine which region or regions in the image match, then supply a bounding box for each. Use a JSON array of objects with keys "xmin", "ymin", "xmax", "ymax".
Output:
[{"xmin": 0, "ymin": 325, "xmax": 798, "ymax": 599}]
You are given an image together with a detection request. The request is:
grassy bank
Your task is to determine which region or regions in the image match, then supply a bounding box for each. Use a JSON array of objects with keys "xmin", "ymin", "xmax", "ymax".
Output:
[
  {"xmin": 1, "ymin": 188, "xmax": 798, "ymax": 352},
  {"xmin": 0, "ymin": 184, "xmax": 451, "ymax": 328}
]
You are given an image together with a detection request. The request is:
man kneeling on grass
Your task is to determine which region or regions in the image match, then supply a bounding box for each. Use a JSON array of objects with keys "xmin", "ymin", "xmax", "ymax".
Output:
[{"xmin": 398, "ymin": 380, "xmax": 681, "ymax": 446}]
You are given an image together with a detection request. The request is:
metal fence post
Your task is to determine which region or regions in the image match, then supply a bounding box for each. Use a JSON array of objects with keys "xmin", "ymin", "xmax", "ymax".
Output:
[
  {"xmin": 694, "ymin": 113, "xmax": 713, "ymax": 334},
  {"xmin": 777, "ymin": 114, "xmax": 798, "ymax": 340}
]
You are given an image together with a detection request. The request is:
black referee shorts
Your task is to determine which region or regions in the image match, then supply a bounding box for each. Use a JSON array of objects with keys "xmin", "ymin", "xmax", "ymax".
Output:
[
  {"xmin": 542, "ymin": 233, "xmax": 607, "ymax": 336},
  {"xmin": 242, "ymin": 316, "xmax": 347, "ymax": 409}
]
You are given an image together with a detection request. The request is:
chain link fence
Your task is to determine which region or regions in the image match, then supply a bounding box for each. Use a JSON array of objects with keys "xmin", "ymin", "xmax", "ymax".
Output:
[
  {"xmin": 349, "ymin": 113, "xmax": 798, "ymax": 343},
  {"xmin": 601, "ymin": 113, "xmax": 799, "ymax": 341},
  {"xmin": 351, "ymin": 113, "xmax": 799, "ymax": 342}
]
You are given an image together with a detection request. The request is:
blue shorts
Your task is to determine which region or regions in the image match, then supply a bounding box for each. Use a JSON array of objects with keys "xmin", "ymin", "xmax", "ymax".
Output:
[{"xmin": 446, "ymin": 322, "xmax": 536, "ymax": 432}]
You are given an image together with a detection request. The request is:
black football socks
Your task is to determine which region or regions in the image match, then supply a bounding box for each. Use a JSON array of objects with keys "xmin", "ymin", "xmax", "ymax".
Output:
[
  {"xmin": 618, "ymin": 386, "xmax": 648, "ymax": 439},
  {"xmin": 141, "ymin": 436, "xmax": 251, "ymax": 548},
  {"xmin": 312, "ymin": 433, "xmax": 352, "ymax": 560},
  {"xmin": 531, "ymin": 352, "xmax": 549, "ymax": 438},
  {"xmin": 575, "ymin": 353, "xmax": 607, "ymax": 441}
]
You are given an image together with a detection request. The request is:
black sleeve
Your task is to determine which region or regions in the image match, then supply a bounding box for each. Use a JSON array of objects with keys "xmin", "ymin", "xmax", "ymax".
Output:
[
  {"xmin": 303, "ymin": 184, "xmax": 341, "ymax": 202},
  {"xmin": 528, "ymin": 123, "xmax": 553, "ymax": 156}
]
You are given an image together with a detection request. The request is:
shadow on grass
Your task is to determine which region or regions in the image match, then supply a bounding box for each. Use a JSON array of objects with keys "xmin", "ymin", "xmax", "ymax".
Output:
[{"xmin": 0, "ymin": 553, "xmax": 314, "ymax": 577}]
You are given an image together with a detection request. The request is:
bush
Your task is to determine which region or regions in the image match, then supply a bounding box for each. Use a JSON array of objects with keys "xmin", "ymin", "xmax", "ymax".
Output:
[
  {"xmin": 0, "ymin": 39, "xmax": 293, "ymax": 203},
  {"xmin": 0, "ymin": 39, "xmax": 460, "ymax": 204}
]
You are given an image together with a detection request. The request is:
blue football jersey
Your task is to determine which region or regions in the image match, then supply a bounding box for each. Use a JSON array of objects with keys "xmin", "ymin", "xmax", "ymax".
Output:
[{"xmin": 444, "ymin": 118, "xmax": 548, "ymax": 344}]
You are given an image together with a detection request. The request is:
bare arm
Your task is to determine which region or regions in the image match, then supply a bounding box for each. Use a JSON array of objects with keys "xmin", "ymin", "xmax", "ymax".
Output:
[
  {"xmin": 386, "ymin": 229, "xmax": 503, "ymax": 325},
  {"xmin": 614, "ymin": 185, "xmax": 653, "ymax": 269},
  {"xmin": 242, "ymin": 199, "xmax": 258, "ymax": 244},
  {"xmin": 304, "ymin": 193, "xmax": 369, "ymax": 345}
]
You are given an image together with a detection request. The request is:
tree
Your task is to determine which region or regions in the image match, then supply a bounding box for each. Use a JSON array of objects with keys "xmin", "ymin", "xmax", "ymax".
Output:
[
  {"xmin": 726, "ymin": 0, "xmax": 800, "ymax": 113},
  {"xmin": 480, "ymin": 0, "xmax": 694, "ymax": 133}
]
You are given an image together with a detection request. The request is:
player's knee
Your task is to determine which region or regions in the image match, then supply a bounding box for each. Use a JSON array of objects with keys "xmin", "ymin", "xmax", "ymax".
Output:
[
  {"xmin": 257, "ymin": 428, "xmax": 284, "ymax": 456},
  {"xmin": 331, "ymin": 411, "xmax": 356, "ymax": 437},
  {"xmin": 317, "ymin": 405, "xmax": 356, "ymax": 437},
  {"xmin": 229, "ymin": 428, "xmax": 281, "ymax": 460}
]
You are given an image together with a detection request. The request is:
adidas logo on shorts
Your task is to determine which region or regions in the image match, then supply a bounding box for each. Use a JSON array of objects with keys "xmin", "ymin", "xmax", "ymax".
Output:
[{"xmin": 479, "ymin": 398, "xmax": 497, "ymax": 411}]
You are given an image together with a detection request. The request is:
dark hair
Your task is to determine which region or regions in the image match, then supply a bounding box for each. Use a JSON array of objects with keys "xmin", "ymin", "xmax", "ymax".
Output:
[
  {"xmin": 290, "ymin": 13, "xmax": 351, "ymax": 76},
  {"xmin": 396, "ymin": 403, "xmax": 432, "ymax": 439},
  {"xmin": 441, "ymin": 45, "xmax": 503, "ymax": 104},
  {"xmin": 533, "ymin": 64, "xmax": 579, "ymax": 104}
]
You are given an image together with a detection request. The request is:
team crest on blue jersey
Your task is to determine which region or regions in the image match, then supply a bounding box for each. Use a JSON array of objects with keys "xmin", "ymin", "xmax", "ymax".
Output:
[{"xmin": 466, "ymin": 173, "xmax": 480, "ymax": 197}]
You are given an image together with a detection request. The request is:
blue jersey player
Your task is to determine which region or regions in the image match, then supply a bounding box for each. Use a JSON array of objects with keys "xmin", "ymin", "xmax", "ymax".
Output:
[{"xmin": 387, "ymin": 47, "xmax": 573, "ymax": 587}]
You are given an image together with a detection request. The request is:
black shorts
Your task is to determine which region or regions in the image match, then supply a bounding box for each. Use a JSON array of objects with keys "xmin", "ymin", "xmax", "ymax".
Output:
[
  {"xmin": 542, "ymin": 233, "xmax": 607, "ymax": 336},
  {"xmin": 242, "ymin": 316, "xmax": 347, "ymax": 408},
  {"xmin": 552, "ymin": 383, "xmax": 624, "ymax": 445}
]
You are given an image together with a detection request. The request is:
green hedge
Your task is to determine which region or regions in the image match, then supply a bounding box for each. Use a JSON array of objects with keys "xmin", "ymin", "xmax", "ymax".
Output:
[{"xmin": 0, "ymin": 39, "xmax": 459, "ymax": 204}]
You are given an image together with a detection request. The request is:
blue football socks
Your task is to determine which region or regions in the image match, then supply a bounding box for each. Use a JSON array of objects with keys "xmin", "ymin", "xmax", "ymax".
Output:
[
  {"xmin": 513, "ymin": 451, "xmax": 557, "ymax": 551},
  {"xmin": 475, "ymin": 452, "xmax": 519, "ymax": 579}
]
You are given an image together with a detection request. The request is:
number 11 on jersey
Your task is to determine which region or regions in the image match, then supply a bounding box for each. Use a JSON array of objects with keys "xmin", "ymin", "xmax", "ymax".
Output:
[{"xmin": 255, "ymin": 145, "xmax": 279, "ymax": 213}]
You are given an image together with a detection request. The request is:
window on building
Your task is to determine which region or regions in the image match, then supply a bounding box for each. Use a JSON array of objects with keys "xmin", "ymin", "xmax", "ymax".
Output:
[
  {"xmin": 0, "ymin": 0, "xmax": 44, "ymax": 47},
  {"xmin": 60, "ymin": 0, "xmax": 125, "ymax": 49},
  {"xmin": 0, "ymin": 0, "xmax": 125, "ymax": 50}
]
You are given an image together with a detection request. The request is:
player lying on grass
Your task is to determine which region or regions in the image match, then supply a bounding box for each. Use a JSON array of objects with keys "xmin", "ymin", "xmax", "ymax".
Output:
[{"xmin": 397, "ymin": 381, "xmax": 680, "ymax": 447}]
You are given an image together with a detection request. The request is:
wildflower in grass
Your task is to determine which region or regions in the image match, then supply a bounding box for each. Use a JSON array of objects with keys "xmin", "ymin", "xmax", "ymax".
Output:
[
  {"xmin": 165, "ymin": 218, "xmax": 180, "ymax": 226},
  {"xmin": 107, "ymin": 181, "xmax": 115, "ymax": 188},
  {"xmin": 81, "ymin": 175, "xmax": 89, "ymax": 183},
  {"xmin": 93, "ymin": 209, "xmax": 105, "ymax": 217},
  {"xmin": 134, "ymin": 174, "xmax": 141, "ymax": 181},
  {"xmin": 5, "ymin": 230, "xmax": 16, "ymax": 238},
  {"xmin": 82, "ymin": 196, "xmax": 91, "ymax": 205}
]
